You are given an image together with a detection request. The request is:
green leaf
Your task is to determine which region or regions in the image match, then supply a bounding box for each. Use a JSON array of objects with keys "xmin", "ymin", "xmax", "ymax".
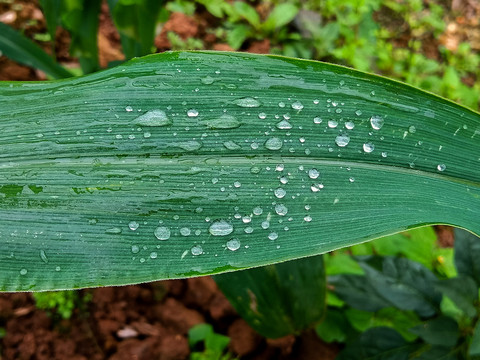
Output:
[
  {"xmin": 214, "ymin": 255, "xmax": 325, "ymax": 338},
  {"xmin": 337, "ymin": 327, "xmax": 418, "ymax": 360},
  {"xmin": 409, "ymin": 316, "xmax": 459, "ymax": 347},
  {"xmin": 232, "ymin": 1, "xmax": 260, "ymax": 28},
  {"xmin": 471, "ymin": 321, "xmax": 480, "ymax": 356},
  {"xmin": 58, "ymin": 0, "xmax": 102, "ymax": 74},
  {"xmin": 412, "ymin": 345, "xmax": 458, "ymax": 360},
  {"xmin": 108, "ymin": 0, "xmax": 163, "ymax": 59},
  {"xmin": 315, "ymin": 308, "xmax": 351, "ymax": 343},
  {"xmin": 0, "ymin": 22, "xmax": 73, "ymax": 79},
  {"xmin": 454, "ymin": 228, "xmax": 480, "ymax": 287},
  {"xmin": 435, "ymin": 276, "xmax": 478, "ymax": 318},
  {"xmin": 263, "ymin": 4, "xmax": 299, "ymax": 32},
  {"xmin": 0, "ymin": 51, "xmax": 479, "ymax": 291}
]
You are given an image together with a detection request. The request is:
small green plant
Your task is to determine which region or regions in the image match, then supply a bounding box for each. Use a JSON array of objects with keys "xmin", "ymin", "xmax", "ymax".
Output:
[
  {"xmin": 33, "ymin": 290, "xmax": 92, "ymax": 320},
  {"xmin": 316, "ymin": 229, "xmax": 480, "ymax": 359},
  {"xmin": 188, "ymin": 323, "xmax": 236, "ymax": 360}
]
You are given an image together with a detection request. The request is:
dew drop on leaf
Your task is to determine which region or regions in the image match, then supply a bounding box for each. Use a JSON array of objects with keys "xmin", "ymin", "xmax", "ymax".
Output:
[
  {"xmin": 191, "ymin": 245, "xmax": 203, "ymax": 256},
  {"xmin": 276, "ymin": 120, "xmax": 292, "ymax": 129},
  {"xmin": 363, "ymin": 142, "xmax": 375, "ymax": 153},
  {"xmin": 335, "ymin": 134, "xmax": 350, "ymax": 147},
  {"xmin": 265, "ymin": 137, "xmax": 283, "ymax": 150},
  {"xmin": 209, "ymin": 220, "xmax": 234, "ymax": 236},
  {"xmin": 291, "ymin": 101, "xmax": 304, "ymax": 110},
  {"xmin": 437, "ymin": 164, "xmax": 446, "ymax": 172},
  {"xmin": 308, "ymin": 168, "xmax": 320, "ymax": 179},
  {"xmin": 131, "ymin": 245, "xmax": 140, "ymax": 254},
  {"xmin": 328, "ymin": 120, "xmax": 338, "ymax": 128},
  {"xmin": 233, "ymin": 97, "xmax": 261, "ymax": 108},
  {"xmin": 128, "ymin": 221, "xmax": 139, "ymax": 231},
  {"xmin": 226, "ymin": 238, "xmax": 241, "ymax": 251},
  {"xmin": 223, "ymin": 140, "xmax": 241, "ymax": 150},
  {"xmin": 268, "ymin": 232, "xmax": 278, "ymax": 240},
  {"xmin": 370, "ymin": 115, "xmax": 384, "ymax": 130},
  {"xmin": 187, "ymin": 109, "xmax": 199, "ymax": 117},
  {"xmin": 275, "ymin": 204, "xmax": 288, "ymax": 216},
  {"xmin": 135, "ymin": 110, "xmax": 171, "ymax": 127},
  {"xmin": 274, "ymin": 188, "xmax": 286, "ymax": 198},
  {"xmin": 154, "ymin": 226, "xmax": 171, "ymax": 240},
  {"xmin": 40, "ymin": 250, "xmax": 48, "ymax": 264}
]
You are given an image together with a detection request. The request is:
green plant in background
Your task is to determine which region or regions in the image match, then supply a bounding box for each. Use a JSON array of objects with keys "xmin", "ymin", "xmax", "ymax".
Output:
[
  {"xmin": 188, "ymin": 323, "xmax": 236, "ymax": 360},
  {"xmin": 33, "ymin": 290, "xmax": 92, "ymax": 320},
  {"xmin": 316, "ymin": 229, "xmax": 480, "ymax": 359}
]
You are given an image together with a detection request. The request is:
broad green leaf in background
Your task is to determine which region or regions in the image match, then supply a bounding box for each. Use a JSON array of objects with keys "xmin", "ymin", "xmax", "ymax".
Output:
[
  {"xmin": 435, "ymin": 276, "xmax": 478, "ymax": 318},
  {"xmin": 214, "ymin": 255, "xmax": 325, "ymax": 338},
  {"xmin": 0, "ymin": 22, "xmax": 73, "ymax": 79},
  {"xmin": 471, "ymin": 321, "xmax": 480, "ymax": 356},
  {"xmin": 107, "ymin": 0, "xmax": 163, "ymax": 60},
  {"xmin": 454, "ymin": 228, "xmax": 480, "ymax": 286},
  {"xmin": 337, "ymin": 327, "xmax": 418, "ymax": 360},
  {"xmin": 0, "ymin": 51, "xmax": 479, "ymax": 292},
  {"xmin": 408, "ymin": 316, "xmax": 459, "ymax": 347}
]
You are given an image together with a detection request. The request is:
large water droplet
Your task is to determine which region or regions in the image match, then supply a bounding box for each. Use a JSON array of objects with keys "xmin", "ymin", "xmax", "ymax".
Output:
[
  {"xmin": 201, "ymin": 114, "xmax": 241, "ymax": 129},
  {"xmin": 268, "ymin": 232, "xmax": 278, "ymax": 240},
  {"xmin": 335, "ymin": 134, "xmax": 350, "ymax": 147},
  {"xmin": 154, "ymin": 226, "xmax": 171, "ymax": 240},
  {"xmin": 209, "ymin": 220, "xmax": 234, "ymax": 236},
  {"xmin": 274, "ymin": 188, "xmax": 286, "ymax": 198},
  {"xmin": 233, "ymin": 97, "xmax": 261, "ymax": 108},
  {"xmin": 128, "ymin": 221, "xmax": 139, "ymax": 231},
  {"xmin": 275, "ymin": 204, "xmax": 288, "ymax": 216},
  {"xmin": 180, "ymin": 227, "xmax": 191, "ymax": 236},
  {"xmin": 291, "ymin": 101, "xmax": 304, "ymax": 110},
  {"xmin": 20, "ymin": 268, "xmax": 27, "ymax": 275},
  {"xmin": 187, "ymin": 109, "xmax": 199, "ymax": 117},
  {"xmin": 191, "ymin": 245, "xmax": 203, "ymax": 256},
  {"xmin": 313, "ymin": 116, "xmax": 322, "ymax": 124},
  {"xmin": 223, "ymin": 140, "xmax": 241, "ymax": 150},
  {"xmin": 363, "ymin": 142, "xmax": 375, "ymax": 153},
  {"xmin": 276, "ymin": 120, "xmax": 292, "ymax": 129},
  {"xmin": 135, "ymin": 110, "xmax": 171, "ymax": 127},
  {"xmin": 176, "ymin": 140, "xmax": 202, "ymax": 151},
  {"xmin": 226, "ymin": 238, "xmax": 241, "ymax": 251},
  {"xmin": 131, "ymin": 245, "xmax": 140, "ymax": 254},
  {"xmin": 253, "ymin": 206, "xmax": 263, "ymax": 215},
  {"xmin": 345, "ymin": 121, "xmax": 355, "ymax": 130},
  {"xmin": 308, "ymin": 168, "xmax": 320, "ymax": 179},
  {"xmin": 265, "ymin": 137, "xmax": 283, "ymax": 150},
  {"xmin": 328, "ymin": 120, "xmax": 338, "ymax": 128},
  {"xmin": 437, "ymin": 164, "xmax": 446, "ymax": 172},
  {"xmin": 370, "ymin": 115, "xmax": 384, "ymax": 130},
  {"xmin": 201, "ymin": 76, "xmax": 214, "ymax": 84}
]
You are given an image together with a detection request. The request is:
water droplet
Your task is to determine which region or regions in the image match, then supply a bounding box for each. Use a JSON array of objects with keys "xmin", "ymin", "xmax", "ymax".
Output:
[
  {"xmin": 274, "ymin": 188, "xmax": 286, "ymax": 198},
  {"xmin": 304, "ymin": 215, "xmax": 312, "ymax": 222},
  {"xmin": 223, "ymin": 140, "xmax": 241, "ymax": 150},
  {"xmin": 280, "ymin": 176, "xmax": 288, "ymax": 184},
  {"xmin": 345, "ymin": 121, "xmax": 355, "ymax": 130},
  {"xmin": 253, "ymin": 206, "xmax": 263, "ymax": 215},
  {"xmin": 268, "ymin": 232, "xmax": 278, "ymax": 240},
  {"xmin": 105, "ymin": 227, "xmax": 122, "ymax": 234},
  {"xmin": 437, "ymin": 164, "xmax": 446, "ymax": 172},
  {"xmin": 40, "ymin": 250, "xmax": 48, "ymax": 263},
  {"xmin": 20, "ymin": 268, "xmax": 27, "ymax": 275},
  {"xmin": 355, "ymin": 110, "xmax": 362, "ymax": 116},
  {"xmin": 125, "ymin": 106, "xmax": 133, "ymax": 112},
  {"xmin": 242, "ymin": 216, "xmax": 251, "ymax": 223},
  {"xmin": 180, "ymin": 227, "xmax": 191, "ymax": 236},
  {"xmin": 265, "ymin": 137, "xmax": 283, "ymax": 150},
  {"xmin": 328, "ymin": 120, "xmax": 338, "ymax": 128},
  {"xmin": 234, "ymin": 181, "xmax": 241, "ymax": 188},
  {"xmin": 150, "ymin": 252, "xmax": 158, "ymax": 259},
  {"xmin": 261, "ymin": 221, "xmax": 270, "ymax": 229},
  {"xmin": 226, "ymin": 238, "xmax": 241, "ymax": 251},
  {"xmin": 176, "ymin": 140, "xmax": 202, "ymax": 151},
  {"xmin": 154, "ymin": 226, "xmax": 171, "ymax": 240},
  {"xmin": 381, "ymin": 151, "xmax": 388, "ymax": 158},
  {"xmin": 55, "ymin": 266, "xmax": 61, "ymax": 272},
  {"xmin": 335, "ymin": 134, "xmax": 350, "ymax": 147},
  {"xmin": 128, "ymin": 221, "xmax": 139, "ymax": 231},
  {"xmin": 275, "ymin": 204, "xmax": 288, "ymax": 216},
  {"xmin": 311, "ymin": 183, "xmax": 324, "ymax": 192},
  {"xmin": 201, "ymin": 76, "xmax": 214, "ymax": 84},
  {"xmin": 278, "ymin": 101, "xmax": 286, "ymax": 108},
  {"xmin": 308, "ymin": 168, "xmax": 320, "ymax": 179},
  {"xmin": 201, "ymin": 114, "xmax": 241, "ymax": 129},
  {"xmin": 233, "ymin": 97, "xmax": 261, "ymax": 108},
  {"xmin": 191, "ymin": 245, "xmax": 203, "ymax": 256},
  {"xmin": 135, "ymin": 110, "xmax": 171, "ymax": 127},
  {"xmin": 370, "ymin": 115, "xmax": 384, "ymax": 130},
  {"xmin": 363, "ymin": 142, "xmax": 375, "ymax": 153},
  {"xmin": 131, "ymin": 245, "xmax": 140, "ymax": 254},
  {"xmin": 409, "ymin": 125, "xmax": 416, "ymax": 133},
  {"xmin": 209, "ymin": 220, "xmax": 234, "ymax": 236},
  {"xmin": 349, "ymin": 177, "xmax": 355, "ymax": 183},
  {"xmin": 244, "ymin": 226, "xmax": 253, "ymax": 234},
  {"xmin": 291, "ymin": 101, "xmax": 304, "ymax": 110},
  {"xmin": 258, "ymin": 112, "xmax": 266, "ymax": 119},
  {"xmin": 313, "ymin": 116, "xmax": 322, "ymax": 124},
  {"xmin": 275, "ymin": 164, "xmax": 284, "ymax": 171},
  {"xmin": 187, "ymin": 109, "xmax": 199, "ymax": 117},
  {"xmin": 276, "ymin": 120, "xmax": 292, "ymax": 129}
]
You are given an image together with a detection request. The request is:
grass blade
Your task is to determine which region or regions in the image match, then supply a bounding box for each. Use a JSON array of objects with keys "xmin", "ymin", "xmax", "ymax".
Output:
[
  {"xmin": 0, "ymin": 51, "xmax": 479, "ymax": 291},
  {"xmin": 0, "ymin": 22, "xmax": 73, "ymax": 79}
]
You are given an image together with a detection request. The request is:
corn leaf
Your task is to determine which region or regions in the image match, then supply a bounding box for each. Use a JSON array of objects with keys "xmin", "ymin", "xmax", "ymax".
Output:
[
  {"xmin": 0, "ymin": 22, "xmax": 73, "ymax": 79},
  {"xmin": 0, "ymin": 51, "xmax": 479, "ymax": 291}
]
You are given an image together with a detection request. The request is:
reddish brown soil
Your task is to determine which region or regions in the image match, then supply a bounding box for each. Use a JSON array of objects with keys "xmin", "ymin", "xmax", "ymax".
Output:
[{"xmin": 0, "ymin": 278, "xmax": 338, "ymax": 360}]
